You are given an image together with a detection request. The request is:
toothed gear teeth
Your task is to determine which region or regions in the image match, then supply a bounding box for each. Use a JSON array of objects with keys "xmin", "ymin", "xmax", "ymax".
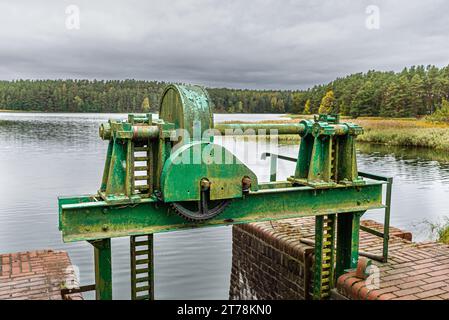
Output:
[{"xmin": 170, "ymin": 200, "xmax": 231, "ymax": 222}]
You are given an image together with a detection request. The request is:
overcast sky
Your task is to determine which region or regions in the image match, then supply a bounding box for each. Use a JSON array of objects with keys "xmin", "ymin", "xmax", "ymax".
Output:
[{"xmin": 0, "ymin": 0, "xmax": 448, "ymax": 89}]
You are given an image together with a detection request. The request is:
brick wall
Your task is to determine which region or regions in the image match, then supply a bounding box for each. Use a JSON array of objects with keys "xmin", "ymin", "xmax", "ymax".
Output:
[{"xmin": 229, "ymin": 221, "xmax": 314, "ymax": 300}]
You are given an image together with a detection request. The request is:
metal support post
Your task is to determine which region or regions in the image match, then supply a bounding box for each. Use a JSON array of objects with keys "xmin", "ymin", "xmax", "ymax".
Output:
[{"xmin": 90, "ymin": 238, "xmax": 112, "ymax": 300}]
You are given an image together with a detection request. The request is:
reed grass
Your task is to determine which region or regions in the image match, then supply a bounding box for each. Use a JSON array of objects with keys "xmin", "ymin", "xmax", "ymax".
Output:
[
  {"xmin": 426, "ymin": 218, "xmax": 449, "ymax": 244},
  {"xmin": 354, "ymin": 118, "xmax": 449, "ymax": 151}
]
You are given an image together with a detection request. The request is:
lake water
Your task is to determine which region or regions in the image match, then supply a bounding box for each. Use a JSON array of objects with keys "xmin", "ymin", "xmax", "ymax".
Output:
[{"xmin": 1, "ymin": 112, "xmax": 449, "ymax": 299}]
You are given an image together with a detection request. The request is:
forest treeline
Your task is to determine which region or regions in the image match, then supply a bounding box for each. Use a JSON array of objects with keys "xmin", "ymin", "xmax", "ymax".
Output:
[{"xmin": 1, "ymin": 65, "xmax": 448, "ymax": 117}]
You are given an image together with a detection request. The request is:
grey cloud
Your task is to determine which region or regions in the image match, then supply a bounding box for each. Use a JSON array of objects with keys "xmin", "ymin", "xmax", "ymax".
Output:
[{"xmin": 0, "ymin": 0, "xmax": 448, "ymax": 89}]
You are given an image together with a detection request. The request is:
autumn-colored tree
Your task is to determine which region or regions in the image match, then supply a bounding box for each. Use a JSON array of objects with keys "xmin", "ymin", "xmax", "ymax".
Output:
[
  {"xmin": 304, "ymin": 99, "xmax": 311, "ymax": 114},
  {"xmin": 426, "ymin": 98, "xmax": 449, "ymax": 122},
  {"xmin": 141, "ymin": 96, "xmax": 150, "ymax": 112},
  {"xmin": 318, "ymin": 90, "xmax": 335, "ymax": 114}
]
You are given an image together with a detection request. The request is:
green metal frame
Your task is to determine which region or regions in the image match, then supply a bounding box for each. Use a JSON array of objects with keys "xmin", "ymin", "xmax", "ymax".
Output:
[
  {"xmin": 58, "ymin": 84, "xmax": 392, "ymax": 300},
  {"xmin": 59, "ymin": 181, "xmax": 384, "ymax": 300},
  {"xmin": 335, "ymin": 212, "xmax": 363, "ymax": 278},
  {"xmin": 59, "ymin": 182, "xmax": 383, "ymax": 242},
  {"xmin": 262, "ymin": 152, "xmax": 393, "ymax": 263},
  {"xmin": 358, "ymin": 172, "xmax": 393, "ymax": 262}
]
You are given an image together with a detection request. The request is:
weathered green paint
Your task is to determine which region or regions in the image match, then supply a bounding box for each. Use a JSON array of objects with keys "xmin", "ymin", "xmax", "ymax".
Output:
[
  {"xmin": 159, "ymin": 84, "xmax": 213, "ymax": 144},
  {"xmin": 313, "ymin": 214, "xmax": 337, "ymax": 299},
  {"xmin": 105, "ymin": 138, "xmax": 128, "ymax": 197},
  {"xmin": 100, "ymin": 140, "xmax": 113, "ymax": 192},
  {"xmin": 290, "ymin": 116, "xmax": 364, "ymax": 189},
  {"xmin": 294, "ymin": 120, "xmax": 314, "ymax": 179},
  {"xmin": 335, "ymin": 212, "xmax": 363, "ymax": 279},
  {"xmin": 58, "ymin": 82, "xmax": 393, "ymax": 300},
  {"xmin": 160, "ymin": 141, "xmax": 258, "ymax": 201},
  {"xmin": 59, "ymin": 182, "xmax": 383, "ymax": 242},
  {"xmin": 90, "ymin": 238, "xmax": 112, "ymax": 300},
  {"xmin": 308, "ymin": 135, "xmax": 333, "ymax": 185},
  {"xmin": 269, "ymin": 153, "xmax": 278, "ymax": 182},
  {"xmin": 383, "ymin": 177, "xmax": 393, "ymax": 261}
]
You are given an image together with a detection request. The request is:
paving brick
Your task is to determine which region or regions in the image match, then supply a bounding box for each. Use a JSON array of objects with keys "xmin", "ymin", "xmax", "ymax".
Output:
[
  {"xmin": 378, "ymin": 293, "xmax": 396, "ymax": 300},
  {"xmin": 0, "ymin": 250, "xmax": 82, "ymax": 300},
  {"xmin": 393, "ymin": 287, "xmax": 424, "ymax": 297},
  {"xmin": 393, "ymin": 294, "xmax": 419, "ymax": 300},
  {"xmin": 397, "ymin": 280, "xmax": 426, "ymax": 290},
  {"xmin": 416, "ymin": 289, "xmax": 447, "ymax": 299},
  {"xmin": 420, "ymin": 282, "xmax": 447, "ymax": 291},
  {"xmin": 422, "ymin": 274, "xmax": 449, "ymax": 284},
  {"xmin": 423, "ymin": 296, "xmax": 444, "ymax": 300},
  {"xmin": 438, "ymin": 292, "xmax": 449, "ymax": 299}
]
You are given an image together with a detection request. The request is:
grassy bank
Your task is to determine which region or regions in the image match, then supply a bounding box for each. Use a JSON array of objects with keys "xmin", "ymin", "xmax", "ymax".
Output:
[
  {"xmin": 353, "ymin": 118, "xmax": 449, "ymax": 151},
  {"xmin": 222, "ymin": 116, "xmax": 449, "ymax": 151},
  {"xmin": 428, "ymin": 219, "xmax": 449, "ymax": 244}
]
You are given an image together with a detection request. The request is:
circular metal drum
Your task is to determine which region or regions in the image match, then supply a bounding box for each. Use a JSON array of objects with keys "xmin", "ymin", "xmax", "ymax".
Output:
[{"xmin": 159, "ymin": 84, "xmax": 214, "ymax": 142}]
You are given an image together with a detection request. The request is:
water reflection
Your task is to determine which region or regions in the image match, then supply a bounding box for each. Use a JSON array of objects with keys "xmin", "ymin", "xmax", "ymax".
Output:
[{"xmin": 356, "ymin": 143, "xmax": 449, "ymax": 241}]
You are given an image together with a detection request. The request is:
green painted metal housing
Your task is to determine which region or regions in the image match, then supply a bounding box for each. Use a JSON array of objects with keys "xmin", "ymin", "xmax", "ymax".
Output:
[{"xmin": 161, "ymin": 141, "xmax": 258, "ymax": 202}]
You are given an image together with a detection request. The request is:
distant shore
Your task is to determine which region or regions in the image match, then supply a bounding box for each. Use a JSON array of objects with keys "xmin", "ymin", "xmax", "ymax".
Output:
[{"xmin": 2, "ymin": 110, "xmax": 448, "ymax": 151}]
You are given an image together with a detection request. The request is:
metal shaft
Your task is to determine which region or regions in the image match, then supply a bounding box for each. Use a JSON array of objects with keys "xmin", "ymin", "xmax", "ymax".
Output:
[
  {"xmin": 214, "ymin": 122, "xmax": 351, "ymax": 136},
  {"xmin": 99, "ymin": 123, "xmax": 160, "ymax": 141},
  {"xmin": 214, "ymin": 123, "xmax": 305, "ymax": 135},
  {"xmin": 132, "ymin": 125, "xmax": 159, "ymax": 141}
]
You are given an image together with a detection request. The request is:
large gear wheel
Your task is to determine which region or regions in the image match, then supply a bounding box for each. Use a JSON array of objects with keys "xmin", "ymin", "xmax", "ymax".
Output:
[{"xmin": 170, "ymin": 189, "xmax": 231, "ymax": 222}]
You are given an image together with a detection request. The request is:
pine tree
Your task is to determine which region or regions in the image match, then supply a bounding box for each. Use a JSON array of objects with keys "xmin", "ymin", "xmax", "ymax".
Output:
[
  {"xmin": 381, "ymin": 76, "xmax": 410, "ymax": 117},
  {"xmin": 350, "ymin": 81, "xmax": 375, "ymax": 117},
  {"xmin": 409, "ymin": 74, "xmax": 426, "ymax": 115},
  {"xmin": 292, "ymin": 92, "xmax": 303, "ymax": 114}
]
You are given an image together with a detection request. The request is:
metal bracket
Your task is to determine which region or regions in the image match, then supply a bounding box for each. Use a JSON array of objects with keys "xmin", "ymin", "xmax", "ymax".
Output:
[{"xmin": 61, "ymin": 284, "xmax": 96, "ymax": 300}]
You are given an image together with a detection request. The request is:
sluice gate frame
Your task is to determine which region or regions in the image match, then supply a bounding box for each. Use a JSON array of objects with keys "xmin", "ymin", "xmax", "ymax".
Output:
[{"xmin": 58, "ymin": 84, "xmax": 392, "ymax": 300}]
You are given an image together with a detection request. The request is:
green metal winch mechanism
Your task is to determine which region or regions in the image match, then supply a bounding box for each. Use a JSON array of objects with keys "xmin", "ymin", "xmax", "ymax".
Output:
[{"xmin": 58, "ymin": 84, "xmax": 392, "ymax": 300}]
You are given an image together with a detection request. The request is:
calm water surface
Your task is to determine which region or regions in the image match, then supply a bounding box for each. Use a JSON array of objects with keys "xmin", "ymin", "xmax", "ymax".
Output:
[{"xmin": 1, "ymin": 112, "xmax": 449, "ymax": 299}]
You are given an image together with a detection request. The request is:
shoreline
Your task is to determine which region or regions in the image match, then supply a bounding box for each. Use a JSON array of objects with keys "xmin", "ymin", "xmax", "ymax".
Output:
[{"xmin": 2, "ymin": 111, "xmax": 448, "ymax": 151}]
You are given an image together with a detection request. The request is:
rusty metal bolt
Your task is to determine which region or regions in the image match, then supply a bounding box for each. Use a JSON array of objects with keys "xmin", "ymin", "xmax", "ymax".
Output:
[
  {"xmin": 200, "ymin": 178, "xmax": 211, "ymax": 191},
  {"xmin": 242, "ymin": 176, "xmax": 251, "ymax": 192}
]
